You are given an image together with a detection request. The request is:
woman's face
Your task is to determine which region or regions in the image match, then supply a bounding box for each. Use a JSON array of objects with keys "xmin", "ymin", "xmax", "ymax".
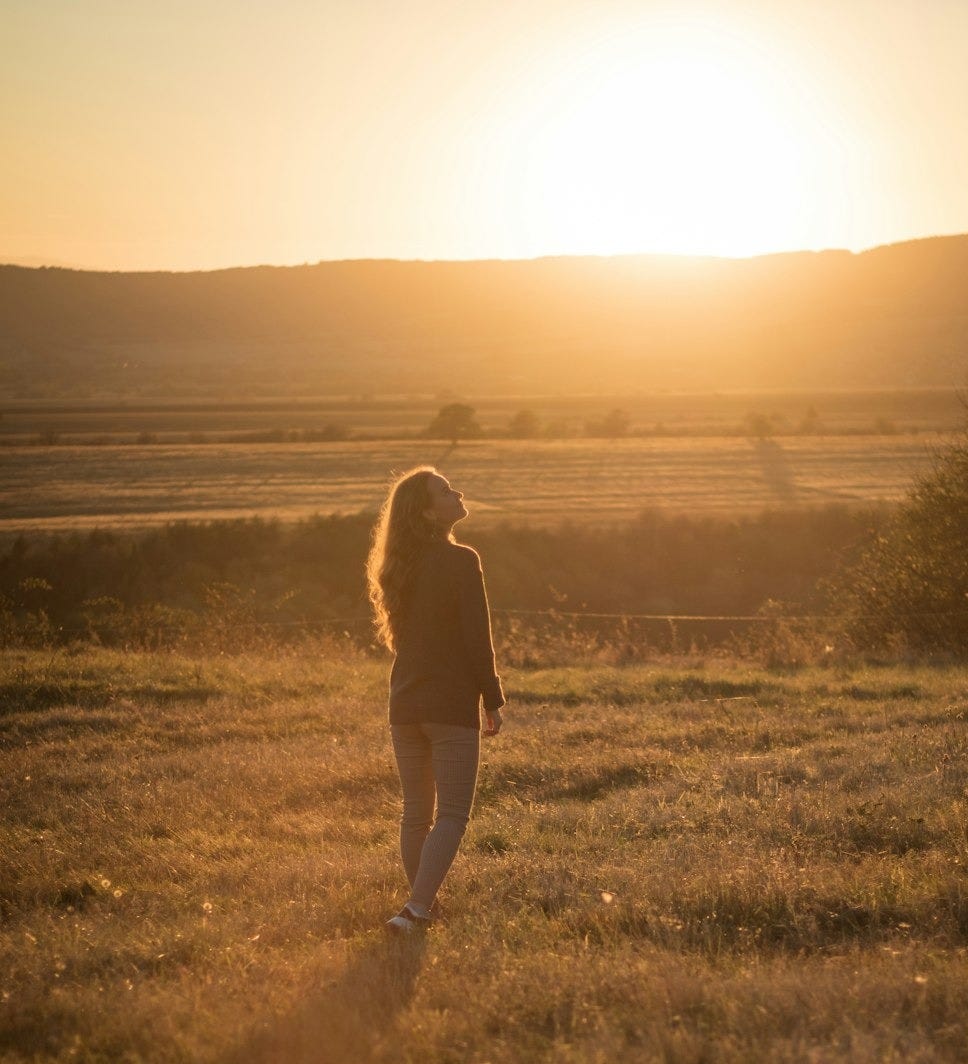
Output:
[{"xmin": 424, "ymin": 474, "xmax": 467, "ymax": 529}]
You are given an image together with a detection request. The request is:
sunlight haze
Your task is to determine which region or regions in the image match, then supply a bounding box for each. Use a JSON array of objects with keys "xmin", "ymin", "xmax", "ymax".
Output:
[{"xmin": 3, "ymin": 0, "xmax": 967, "ymax": 271}]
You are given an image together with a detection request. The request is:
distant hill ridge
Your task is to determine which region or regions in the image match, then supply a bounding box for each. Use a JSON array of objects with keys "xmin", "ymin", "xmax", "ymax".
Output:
[{"xmin": 2, "ymin": 236, "xmax": 967, "ymax": 400}]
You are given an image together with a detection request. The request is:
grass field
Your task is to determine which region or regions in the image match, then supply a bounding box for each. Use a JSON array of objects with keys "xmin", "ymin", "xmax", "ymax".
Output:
[
  {"xmin": 2, "ymin": 644, "xmax": 967, "ymax": 1062},
  {"xmin": 0, "ymin": 433, "xmax": 950, "ymax": 534}
]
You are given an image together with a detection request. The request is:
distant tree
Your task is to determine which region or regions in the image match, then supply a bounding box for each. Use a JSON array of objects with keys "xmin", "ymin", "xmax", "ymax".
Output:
[
  {"xmin": 744, "ymin": 412, "xmax": 774, "ymax": 439},
  {"xmin": 424, "ymin": 403, "xmax": 481, "ymax": 444},
  {"xmin": 836, "ymin": 417, "xmax": 968, "ymax": 652},
  {"xmin": 508, "ymin": 408, "xmax": 539, "ymax": 439},
  {"xmin": 584, "ymin": 408, "xmax": 630, "ymax": 438},
  {"xmin": 798, "ymin": 406, "xmax": 822, "ymax": 435}
]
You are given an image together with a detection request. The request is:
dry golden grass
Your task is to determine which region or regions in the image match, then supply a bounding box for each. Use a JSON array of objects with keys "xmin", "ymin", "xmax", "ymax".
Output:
[{"xmin": 2, "ymin": 644, "xmax": 967, "ymax": 1062}]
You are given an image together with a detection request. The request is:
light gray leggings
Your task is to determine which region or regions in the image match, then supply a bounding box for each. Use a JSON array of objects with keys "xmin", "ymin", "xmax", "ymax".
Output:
[{"xmin": 390, "ymin": 722, "xmax": 480, "ymax": 913}]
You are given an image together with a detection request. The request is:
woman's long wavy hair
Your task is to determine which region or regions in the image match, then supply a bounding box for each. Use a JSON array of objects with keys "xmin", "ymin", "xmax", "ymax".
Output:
[{"xmin": 366, "ymin": 466, "xmax": 450, "ymax": 652}]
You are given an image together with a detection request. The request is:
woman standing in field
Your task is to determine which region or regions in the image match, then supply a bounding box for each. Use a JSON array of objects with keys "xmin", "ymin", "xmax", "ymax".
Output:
[{"xmin": 367, "ymin": 467, "xmax": 506, "ymax": 933}]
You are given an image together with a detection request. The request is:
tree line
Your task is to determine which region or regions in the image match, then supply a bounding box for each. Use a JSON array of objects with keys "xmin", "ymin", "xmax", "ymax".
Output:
[{"xmin": 3, "ymin": 402, "xmax": 911, "ymax": 450}]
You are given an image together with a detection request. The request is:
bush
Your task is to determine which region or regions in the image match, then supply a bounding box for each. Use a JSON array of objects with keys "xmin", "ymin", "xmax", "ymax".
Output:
[
  {"xmin": 0, "ymin": 507, "xmax": 884, "ymax": 653},
  {"xmin": 836, "ymin": 422, "xmax": 968, "ymax": 653}
]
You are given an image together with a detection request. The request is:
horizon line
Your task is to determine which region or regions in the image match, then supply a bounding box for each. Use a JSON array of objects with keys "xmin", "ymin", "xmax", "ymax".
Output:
[{"xmin": 2, "ymin": 230, "xmax": 966, "ymax": 276}]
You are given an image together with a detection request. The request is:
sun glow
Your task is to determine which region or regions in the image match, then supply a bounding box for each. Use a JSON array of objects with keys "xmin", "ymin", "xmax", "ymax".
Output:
[{"xmin": 493, "ymin": 21, "xmax": 824, "ymax": 259}]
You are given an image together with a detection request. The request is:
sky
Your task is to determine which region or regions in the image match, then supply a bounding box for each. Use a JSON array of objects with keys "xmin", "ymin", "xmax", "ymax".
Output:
[{"xmin": 3, "ymin": 0, "xmax": 968, "ymax": 272}]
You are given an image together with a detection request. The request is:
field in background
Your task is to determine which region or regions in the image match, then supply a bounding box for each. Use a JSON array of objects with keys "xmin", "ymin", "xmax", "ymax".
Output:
[
  {"xmin": 0, "ymin": 389, "xmax": 963, "ymax": 444},
  {"xmin": 2, "ymin": 645, "xmax": 966, "ymax": 1063},
  {"xmin": 0, "ymin": 433, "xmax": 951, "ymax": 535}
]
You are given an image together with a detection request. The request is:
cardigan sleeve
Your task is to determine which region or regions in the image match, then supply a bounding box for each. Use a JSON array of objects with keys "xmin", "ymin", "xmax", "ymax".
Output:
[{"xmin": 453, "ymin": 546, "xmax": 506, "ymax": 712}]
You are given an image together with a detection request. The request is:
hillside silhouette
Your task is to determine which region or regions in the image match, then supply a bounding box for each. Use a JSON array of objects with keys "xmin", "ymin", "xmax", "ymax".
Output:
[{"xmin": 2, "ymin": 236, "xmax": 967, "ymax": 400}]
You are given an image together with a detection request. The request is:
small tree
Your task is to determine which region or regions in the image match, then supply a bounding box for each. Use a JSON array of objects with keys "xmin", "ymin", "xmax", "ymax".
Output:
[
  {"xmin": 744, "ymin": 411, "xmax": 775, "ymax": 439},
  {"xmin": 798, "ymin": 406, "xmax": 822, "ymax": 435},
  {"xmin": 508, "ymin": 408, "xmax": 539, "ymax": 439},
  {"xmin": 424, "ymin": 403, "xmax": 481, "ymax": 444},
  {"xmin": 837, "ymin": 421, "xmax": 968, "ymax": 653},
  {"xmin": 584, "ymin": 408, "xmax": 629, "ymax": 438}
]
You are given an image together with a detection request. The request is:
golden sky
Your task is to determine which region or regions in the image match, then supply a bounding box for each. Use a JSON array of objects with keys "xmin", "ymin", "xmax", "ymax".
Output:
[{"xmin": 3, "ymin": 0, "xmax": 967, "ymax": 272}]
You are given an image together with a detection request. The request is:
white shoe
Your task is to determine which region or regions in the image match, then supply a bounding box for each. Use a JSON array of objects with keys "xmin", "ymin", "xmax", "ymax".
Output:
[{"xmin": 385, "ymin": 904, "xmax": 432, "ymax": 934}]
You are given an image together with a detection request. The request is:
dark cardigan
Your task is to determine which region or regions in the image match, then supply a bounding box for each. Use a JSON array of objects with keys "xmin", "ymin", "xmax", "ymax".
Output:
[{"xmin": 388, "ymin": 539, "xmax": 505, "ymax": 728}]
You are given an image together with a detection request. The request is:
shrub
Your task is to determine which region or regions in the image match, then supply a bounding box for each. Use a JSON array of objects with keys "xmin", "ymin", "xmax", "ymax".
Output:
[{"xmin": 836, "ymin": 421, "xmax": 968, "ymax": 653}]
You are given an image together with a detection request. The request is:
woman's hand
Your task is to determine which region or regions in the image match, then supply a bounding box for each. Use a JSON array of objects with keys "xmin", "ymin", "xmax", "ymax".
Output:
[{"xmin": 483, "ymin": 707, "xmax": 504, "ymax": 737}]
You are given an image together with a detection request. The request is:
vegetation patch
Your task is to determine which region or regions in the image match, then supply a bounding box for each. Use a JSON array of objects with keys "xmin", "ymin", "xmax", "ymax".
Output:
[{"xmin": 3, "ymin": 646, "xmax": 966, "ymax": 1062}]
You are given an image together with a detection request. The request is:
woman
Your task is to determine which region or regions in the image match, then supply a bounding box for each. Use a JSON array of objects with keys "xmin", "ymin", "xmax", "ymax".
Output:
[{"xmin": 367, "ymin": 466, "xmax": 506, "ymax": 933}]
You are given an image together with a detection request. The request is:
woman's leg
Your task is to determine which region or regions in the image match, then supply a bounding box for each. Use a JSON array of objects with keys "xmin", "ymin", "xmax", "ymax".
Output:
[
  {"xmin": 408, "ymin": 723, "xmax": 480, "ymax": 914},
  {"xmin": 390, "ymin": 724, "xmax": 435, "ymax": 890}
]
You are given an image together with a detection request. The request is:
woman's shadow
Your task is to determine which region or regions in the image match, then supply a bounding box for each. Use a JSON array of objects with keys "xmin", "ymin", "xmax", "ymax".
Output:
[{"xmin": 223, "ymin": 934, "xmax": 427, "ymax": 1064}]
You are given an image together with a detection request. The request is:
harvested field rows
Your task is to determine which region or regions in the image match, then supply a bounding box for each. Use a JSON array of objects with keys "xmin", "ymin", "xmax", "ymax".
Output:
[{"xmin": 1, "ymin": 435, "xmax": 948, "ymax": 533}]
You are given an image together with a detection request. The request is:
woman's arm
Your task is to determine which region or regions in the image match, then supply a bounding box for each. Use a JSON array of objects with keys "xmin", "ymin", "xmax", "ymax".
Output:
[{"xmin": 454, "ymin": 547, "xmax": 506, "ymax": 713}]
